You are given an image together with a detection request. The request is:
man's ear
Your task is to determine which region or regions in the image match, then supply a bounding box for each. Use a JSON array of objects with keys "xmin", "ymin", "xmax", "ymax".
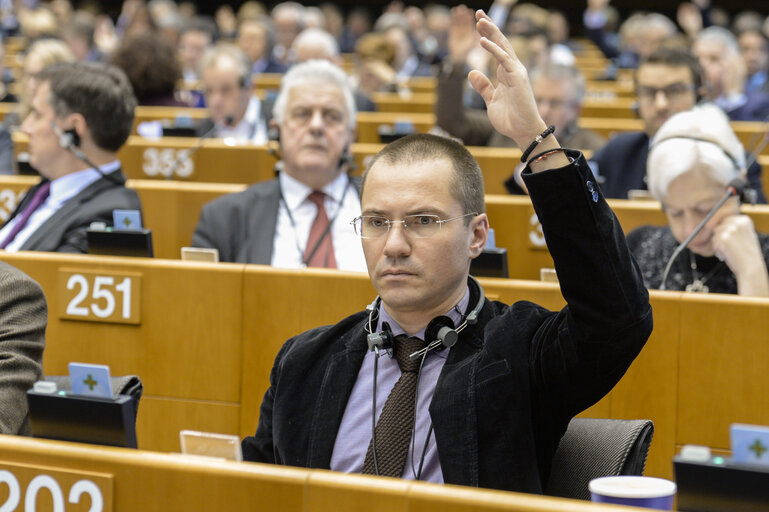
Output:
[{"xmin": 469, "ymin": 213, "xmax": 490, "ymax": 258}]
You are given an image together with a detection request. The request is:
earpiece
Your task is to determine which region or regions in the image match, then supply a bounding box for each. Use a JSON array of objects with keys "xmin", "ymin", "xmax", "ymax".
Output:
[
  {"xmin": 338, "ymin": 147, "xmax": 357, "ymax": 172},
  {"xmin": 424, "ymin": 316, "xmax": 458, "ymax": 349},
  {"xmin": 268, "ymin": 126, "xmax": 280, "ymax": 143},
  {"xmin": 51, "ymin": 123, "xmax": 81, "ymax": 149}
]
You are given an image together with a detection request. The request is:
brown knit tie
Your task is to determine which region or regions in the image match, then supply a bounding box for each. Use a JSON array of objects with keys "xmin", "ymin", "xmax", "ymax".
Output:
[
  {"xmin": 361, "ymin": 335, "xmax": 426, "ymax": 477},
  {"xmin": 304, "ymin": 191, "xmax": 337, "ymax": 268}
]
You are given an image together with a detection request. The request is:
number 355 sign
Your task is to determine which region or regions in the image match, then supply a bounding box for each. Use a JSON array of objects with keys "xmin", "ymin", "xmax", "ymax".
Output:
[{"xmin": 57, "ymin": 270, "xmax": 142, "ymax": 325}]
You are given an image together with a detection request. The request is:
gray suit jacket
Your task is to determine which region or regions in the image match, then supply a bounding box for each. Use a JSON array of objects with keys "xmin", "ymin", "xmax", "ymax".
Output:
[
  {"xmin": 192, "ymin": 176, "xmax": 361, "ymax": 264},
  {"xmin": 3, "ymin": 169, "xmax": 142, "ymax": 253},
  {"xmin": 0, "ymin": 260, "xmax": 46, "ymax": 435}
]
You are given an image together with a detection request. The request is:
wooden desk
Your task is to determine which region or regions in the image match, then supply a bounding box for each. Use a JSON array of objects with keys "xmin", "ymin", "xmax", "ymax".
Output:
[
  {"xmin": 1, "ymin": 251, "xmax": 767, "ymax": 481},
  {"xmin": 0, "ymin": 435, "xmax": 638, "ymax": 512},
  {"xmin": 0, "ymin": 252, "xmax": 247, "ymax": 452}
]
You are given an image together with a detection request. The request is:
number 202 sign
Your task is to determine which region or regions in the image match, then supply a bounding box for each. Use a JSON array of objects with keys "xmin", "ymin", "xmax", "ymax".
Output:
[{"xmin": 57, "ymin": 270, "xmax": 141, "ymax": 325}]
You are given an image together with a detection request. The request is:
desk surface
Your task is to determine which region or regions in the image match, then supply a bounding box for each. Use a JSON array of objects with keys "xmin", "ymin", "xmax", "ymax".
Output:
[{"xmin": 0, "ymin": 435, "xmax": 642, "ymax": 512}]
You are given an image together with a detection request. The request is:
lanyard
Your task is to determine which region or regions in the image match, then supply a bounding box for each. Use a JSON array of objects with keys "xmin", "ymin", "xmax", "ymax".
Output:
[{"xmin": 278, "ymin": 175, "xmax": 352, "ymax": 267}]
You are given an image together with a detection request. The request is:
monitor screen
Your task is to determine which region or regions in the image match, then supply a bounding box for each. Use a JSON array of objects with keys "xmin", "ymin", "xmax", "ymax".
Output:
[{"xmin": 674, "ymin": 456, "xmax": 769, "ymax": 512}]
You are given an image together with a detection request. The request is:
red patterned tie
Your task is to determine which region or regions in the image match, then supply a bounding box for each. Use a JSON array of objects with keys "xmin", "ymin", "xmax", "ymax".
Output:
[
  {"xmin": 304, "ymin": 191, "xmax": 337, "ymax": 268},
  {"xmin": 361, "ymin": 335, "xmax": 426, "ymax": 477}
]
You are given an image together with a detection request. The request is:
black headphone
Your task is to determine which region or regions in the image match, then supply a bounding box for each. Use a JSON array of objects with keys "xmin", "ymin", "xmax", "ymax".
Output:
[
  {"xmin": 365, "ymin": 275, "xmax": 485, "ymax": 359},
  {"xmin": 52, "ymin": 123, "xmax": 81, "ymax": 149}
]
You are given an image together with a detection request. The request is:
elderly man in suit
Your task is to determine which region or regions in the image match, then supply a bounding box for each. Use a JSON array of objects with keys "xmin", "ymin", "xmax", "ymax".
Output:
[
  {"xmin": 0, "ymin": 260, "xmax": 46, "ymax": 435},
  {"xmin": 192, "ymin": 59, "xmax": 366, "ymax": 271},
  {"xmin": 0, "ymin": 62, "xmax": 141, "ymax": 252}
]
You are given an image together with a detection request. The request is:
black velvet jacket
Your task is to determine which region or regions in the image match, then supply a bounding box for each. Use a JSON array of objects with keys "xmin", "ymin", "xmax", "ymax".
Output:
[{"xmin": 242, "ymin": 151, "xmax": 653, "ymax": 493}]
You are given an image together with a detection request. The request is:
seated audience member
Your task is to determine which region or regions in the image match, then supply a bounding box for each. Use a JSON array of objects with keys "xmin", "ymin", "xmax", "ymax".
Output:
[
  {"xmin": 291, "ymin": 28, "xmax": 376, "ymax": 112},
  {"xmin": 178, "ymin": 16, "xmax": 217, "ymax": 83},
  {"xmin": 738, "ymin": 28, "xmax": 769, "ymax": 93},
  {"xmin": 437, "ymin": 6, "xmax": 604, "ymax": 153},
  {"xmin": 339, "ymin": 7, "xmax": 372, "ymax": 54},
  {"xmin": 110, "ymin": 31, "xmax": 188, "ymax": 107},
  {"xmin": 0, "ymin": 62, "xmax": 141, "ymax": 252},
  {"xmin": 16, "ymin": 39, "xmax": 75, "ymax": 125},
  {"xmin": 60, "ymin": 12, "xmax": 103, "ymax": 62},
  {"xmin": 0, "ymin": 261, "xmax": 45, "ymax": 435},
  {"xmin": 590, "ymin": 47, "xmax": 766, "ymax": 202},
  {"xmin": 198, "ymin": 44, "xmax": 269, "ymax": 144},
  {"xmin": 241, "ymin": 11, "xmax": 652, "ymax": 492},
  {"xmin": 192, "ymin": 60, "xmax": 365, "ymax": 271},
  {"xmin": 237, "ymin": 16, "xmax": 287, "ymax": 75},
  {"xmin": 693, "ymin": 26, "xmax": 769, "ymax": 121},
  {"xmin": 271, "ymin": 2, "xmax": 305, "ymax": 66},
  {"xmin": 627, "ymin": 105, "xmax": 769, "ymax": 296},
  {"xmin": 376, "ymin": 15, "xmax": 434, "ymax": 79}
]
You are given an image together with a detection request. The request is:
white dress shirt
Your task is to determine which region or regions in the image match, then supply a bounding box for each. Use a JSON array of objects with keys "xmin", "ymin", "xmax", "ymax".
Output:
[
  {"xmin": 0, "ymin": 161, "xmax": 120, "ymax": 252},
  {"xmin": 216, "ymin": 96, "xmax": 268, "ymax": 145},
  {"xmin": 272, "ymin": 171, "xmax": 366, "ymax": 272}
]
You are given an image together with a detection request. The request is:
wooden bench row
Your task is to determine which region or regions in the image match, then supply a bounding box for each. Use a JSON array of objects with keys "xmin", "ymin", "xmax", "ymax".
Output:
[{"xmin": 1, "ymin": 250, "xmax": 767, "ymax": 482}]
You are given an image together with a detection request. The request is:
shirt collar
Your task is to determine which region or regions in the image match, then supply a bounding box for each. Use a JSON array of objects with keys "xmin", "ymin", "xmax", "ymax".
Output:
[
  {"xmin": 49, "ymin": 160, "xmax": 120, "ymax": 206},
  {"xmin": 376, "ymin": 285, "xmax": 472, "ymax": 341},
  {"xmin": 279, "ymin": 169, "xmax": 349, "ymax": 211}
]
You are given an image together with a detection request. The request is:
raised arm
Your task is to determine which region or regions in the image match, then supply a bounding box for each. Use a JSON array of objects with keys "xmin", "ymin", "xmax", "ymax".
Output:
[{"xmin": 468, "ymin": 10, "xmax": 570, "ymax": 173}]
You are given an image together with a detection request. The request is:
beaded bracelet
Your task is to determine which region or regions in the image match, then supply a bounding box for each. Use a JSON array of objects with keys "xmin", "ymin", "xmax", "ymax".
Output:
[
  {"xmin": 528, "ymin": 147, "xmax": 568, "ymax": 164},
  {"xmin": 520, "ymin": 125, "xmax": 555, "ymax": 163}
]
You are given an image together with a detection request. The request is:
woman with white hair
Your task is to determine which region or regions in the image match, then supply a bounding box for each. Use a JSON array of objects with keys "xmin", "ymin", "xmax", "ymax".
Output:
[{"xmin": 627, "ymin": 104, "xmax": 769, "ymax": 296}]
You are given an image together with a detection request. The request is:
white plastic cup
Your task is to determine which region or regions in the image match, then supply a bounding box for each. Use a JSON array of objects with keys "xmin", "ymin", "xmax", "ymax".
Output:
[{"xmin": 589, "ymin": 476, "xmax": 676, "ymax": 509}]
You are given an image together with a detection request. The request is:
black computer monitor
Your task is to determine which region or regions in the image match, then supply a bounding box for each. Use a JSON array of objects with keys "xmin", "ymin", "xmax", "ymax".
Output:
[
  {"xmin": 27, "ymin": 390, "xmax": 138, "ymax": 448},
  {"xmin": 470, "ymin": 248, "xmax": 509, "ymax": 278},
  {"xmin": 674, "ymin": 456, "xmax": 769, "ymax": 511}
]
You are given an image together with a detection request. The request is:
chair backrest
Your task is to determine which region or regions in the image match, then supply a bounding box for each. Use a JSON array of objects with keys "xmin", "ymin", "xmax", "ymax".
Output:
[
  {"xmin": 44, "ymin": 375, "xmax": 143, "ymax": 420},
  {"xmin": 545, "ymin": 418, "xmax": 654, "ymax": 500}
]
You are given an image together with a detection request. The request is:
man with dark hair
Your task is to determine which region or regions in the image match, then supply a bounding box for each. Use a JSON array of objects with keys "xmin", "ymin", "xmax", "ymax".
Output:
[
  {"xmin": 237, "ymin": 16, "xmax": 287, "ymax": 75},
  {"xmin": 0, "ymin": 61, "xmax": 141, "ymax": 252},
  {"xmin": 241, "ymin": 10, "xmax": 651, "ymax": 494},
  {"xmin": 0, "ymin": 260, "xmax": 45, "ymax": 435},
  {"xmin": 178, "ymin": 16, "xmax": 217, "ymax": 82},
  {"xmin": 590, "ymin": 47, "xmax": 765, "ymax": 202}
]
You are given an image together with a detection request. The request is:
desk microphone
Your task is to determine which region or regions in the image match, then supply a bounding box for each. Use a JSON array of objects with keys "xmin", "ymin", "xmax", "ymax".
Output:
[
  {"xmin": 659, "ymin": 177, "xmax": 745, "ymax": 290},
  {"xmin": 165, "ymin": 115, "xmax": 234, "ymax": 179}
]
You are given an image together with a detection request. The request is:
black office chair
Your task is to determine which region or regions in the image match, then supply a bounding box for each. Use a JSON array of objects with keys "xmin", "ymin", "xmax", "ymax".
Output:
[
  {"xmin": 44, "ymin": 375, "xmax": 143, "ymax": 420},
  {"xmin": 545, "ymin": 418, "xmax": 654, "ymax": 500}
]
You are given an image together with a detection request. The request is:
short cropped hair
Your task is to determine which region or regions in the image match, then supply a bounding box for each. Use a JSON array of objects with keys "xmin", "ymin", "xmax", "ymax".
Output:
[
  {"xmin": 361, "ymin": 133, "xmax": 486, "ymax": 216},
  {"xmin": 272, "ymin": 59, "xmax": 356, "ymax": 129},
  {"xmin": 647, "ymin": 104, "xmax": 744, "ymax": 200},
  {"xmin": 639, "ymin": 47, "xmax": 704, "ymax": 92},
  {"xmin": 200, "ymin": 43, "xmax": 252, "ymax": 88},
  {"xmin": 36, "ymin": 61, "xmax": 137, "ymax": 152}
]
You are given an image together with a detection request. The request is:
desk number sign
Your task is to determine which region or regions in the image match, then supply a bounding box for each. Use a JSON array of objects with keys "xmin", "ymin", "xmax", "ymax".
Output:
[{"xmin": 58, "ymin": 269, "xmax": 141, "ymax": 325}]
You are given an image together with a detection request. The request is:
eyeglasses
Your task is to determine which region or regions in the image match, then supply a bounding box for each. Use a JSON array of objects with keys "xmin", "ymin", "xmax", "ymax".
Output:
[
  {"xmin": 351, "ymin": 213, "xmax": 477, "ymax": 239},
  {"xmin": 286, "ymin": 106, "xmax": 346, "ymax": 128},
  {"xmin": 637, "ymin": 83, "xmax": 696, "ymax": 102}
]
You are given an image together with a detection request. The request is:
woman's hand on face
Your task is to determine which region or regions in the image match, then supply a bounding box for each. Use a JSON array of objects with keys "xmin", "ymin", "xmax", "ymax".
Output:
[{"xmin": 712, "ymin": 214, "xmax": 769, "ymax": 296}]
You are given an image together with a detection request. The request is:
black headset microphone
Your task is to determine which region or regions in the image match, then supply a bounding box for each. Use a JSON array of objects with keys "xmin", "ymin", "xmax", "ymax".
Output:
[
  {"xmin": 165, "ymin": 115, "xmax": 235, "ymax": 180},
  {"xmin": 364, "ymin": 276, "xmax": 485, "ymax": 478},
  {"xmin": 53, "ymin": 123, "xmax": 123, "ymax": 186},
  {"xmin": 658, "ymin": 177, "xmax": 745, "ymax": 291}
]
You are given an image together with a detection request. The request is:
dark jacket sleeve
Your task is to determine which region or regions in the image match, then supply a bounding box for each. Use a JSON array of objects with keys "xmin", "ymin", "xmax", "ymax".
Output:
[
  {"xmin": 435, "ymin": 64, "xmax": 495, "ymax": 147},
  {"xmin": 522, "ymin": 150, "xmax": 653, "ymax": 416}
]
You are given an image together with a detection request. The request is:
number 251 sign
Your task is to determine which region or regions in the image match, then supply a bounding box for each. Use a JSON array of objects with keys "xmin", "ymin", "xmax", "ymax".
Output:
[{"xmin": 57, "ymin": 270, "xmax": 142, "ymax": 325}]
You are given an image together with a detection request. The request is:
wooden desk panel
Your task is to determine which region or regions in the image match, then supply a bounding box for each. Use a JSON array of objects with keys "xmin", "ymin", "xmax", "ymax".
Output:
[
  {"xmin": 677, "ymin": 294, "xmax": 769, "ymax": 450},
  {"xmin": 0, "ymin": 253, "xmax": 246, "ymax": 451}
]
